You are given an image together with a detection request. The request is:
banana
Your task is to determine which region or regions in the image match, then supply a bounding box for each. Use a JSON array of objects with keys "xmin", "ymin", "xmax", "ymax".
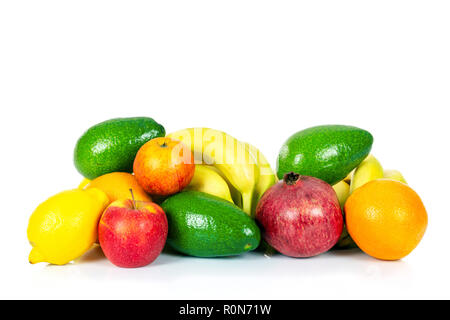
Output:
[
  {"xmin": 349, "ymin": 155, "xmax": 383, "ymax": 194},
  {"xmin": 334, "ymin": 225, "xmax": 358, "ymax": 250},
  {"xmin": 207, "ymin": 166, "xmax": 243, "ymax": 207},
  {"xmin": 184, "ymin": 164, "xmax": 234, "ymax": 203},
  {"xmin": 331, "ymin": 180, "xmax": 358, "ymax": 250},
  {"xmin": 383, "ymin": 169, "xmax": 407, "ymax": 184},
  {"xmin": 344, "ymin": 170, "xmax": 354, "ymax": 184},
  {"xmin": 168, "ymin": 128, "xmax": 260, "ymax": 215},
  {"xmin": 332, "ymin": 180, "xmax": 350, "ymax": 208},
  {"xmin": 245, "ymin": 142, "xmax": 277, "ymax": 218}
]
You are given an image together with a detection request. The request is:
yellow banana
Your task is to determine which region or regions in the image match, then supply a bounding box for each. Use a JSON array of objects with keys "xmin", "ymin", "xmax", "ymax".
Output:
[
  {"xmin": 383, "ymin": 169, "xmax": 407, "ymax": 184},
  {"xmin": 245, "ymin": 142, "xmax": 277, "ymax": 218},
  {"xmin": 349, "ymin": 155, "xmax": 384, "ymax": 194},
  {"xmin": 168, "ymin": 128, "xmax": 259, "ymax": 215},
  {"xmin": 184, "ymin": 164, "xmax": 234, "ymax": 203},
  {"xmin": 204, "ymin": 165, "xmax": 243, "ymax": 207},
  {"xmin": 344, "ymin": 170, "xmax": 354, "ymax": 184},
  {"xmin": 332, "ymin": 180, "xmax": 350, "ymax": 208},
  {"xmin": 332, "ymin": 180, "xmax": 357, "ymax": 250}
]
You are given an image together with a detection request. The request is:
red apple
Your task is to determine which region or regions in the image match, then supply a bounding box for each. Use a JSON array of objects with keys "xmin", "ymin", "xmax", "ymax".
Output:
[
  {"xmin": 256, "ymin": 172, "xmax": 343, "ymax": 258},
  {"xmin": 98, "ymin": 192, "xmax": 168, "ymax": 268}
]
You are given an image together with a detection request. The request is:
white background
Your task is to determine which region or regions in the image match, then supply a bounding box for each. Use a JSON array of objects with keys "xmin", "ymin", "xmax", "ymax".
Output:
[{"xmin": 1, "ymin": 1, "xmax": 449, "ymax": 299}]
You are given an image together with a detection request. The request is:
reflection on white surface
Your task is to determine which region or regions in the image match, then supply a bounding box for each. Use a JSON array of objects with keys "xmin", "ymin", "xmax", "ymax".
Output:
[{"xmin": 15, "ymin": 245, "xmax": 417, "ymax": 299}]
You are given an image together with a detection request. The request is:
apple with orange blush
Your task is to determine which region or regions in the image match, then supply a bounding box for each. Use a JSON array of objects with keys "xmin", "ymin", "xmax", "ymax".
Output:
[{"xmin": 98, "ymin": 190, "xmax": 168, "ymax": 268}]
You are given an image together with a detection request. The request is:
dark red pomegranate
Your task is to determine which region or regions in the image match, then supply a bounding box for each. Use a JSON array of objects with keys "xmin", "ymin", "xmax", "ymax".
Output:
[{"xmin": 256, "ymin": 172, "xmax": 343, "ymax": 258}]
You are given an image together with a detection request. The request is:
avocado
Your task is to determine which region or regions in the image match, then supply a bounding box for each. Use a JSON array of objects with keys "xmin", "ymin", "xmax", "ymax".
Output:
[
  {"xmin": 277, "ymin": 125, "xmax": 373, "ymax": 185},
  {"xmin": 74, "ymin": 117, "xmax": 165, "ymax": 179},
  {"xmin": 161, "ymin": 191, "xmax": 261, "ymax": 257}
]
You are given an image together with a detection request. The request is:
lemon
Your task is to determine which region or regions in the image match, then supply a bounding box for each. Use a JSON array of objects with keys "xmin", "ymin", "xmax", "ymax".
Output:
[{"xmin": 27, "ymin": 188, "xmax": 109, "ymax": 265}]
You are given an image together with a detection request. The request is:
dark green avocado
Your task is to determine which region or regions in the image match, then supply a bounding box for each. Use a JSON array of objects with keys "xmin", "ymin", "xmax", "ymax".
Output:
[
  {"xmin": 277, "ymin": 125, "xmax": 373, "ymax": 185},
  {"xmin": 74, "ymin": 117, "xmax": 165, "ymax": 179},
  {"xmin": 161, "ymin": 191, "xmax": 261, "ymax": 257}
]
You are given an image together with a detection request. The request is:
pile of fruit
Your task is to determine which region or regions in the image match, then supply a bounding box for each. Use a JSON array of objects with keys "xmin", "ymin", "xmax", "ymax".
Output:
[{"xmin": 27, "ymin": 117, "xmax": 428, "ymax": 268}]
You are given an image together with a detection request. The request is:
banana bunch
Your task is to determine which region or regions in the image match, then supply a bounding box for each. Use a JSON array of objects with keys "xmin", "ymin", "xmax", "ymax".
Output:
[
  {"xmin": 168, "ymin": 128, "xmax": 277, "ymax": 217},
  {"xmin": 333, "ymin": 154, "xmax": 407, "ymax": 249},
  {"xmin": 184, "ymin": 165, "xmax": 234, "ymax": 203},
  {"xmin": 349, "ymin": 155, "xmax": 407, "ymax": 194}
]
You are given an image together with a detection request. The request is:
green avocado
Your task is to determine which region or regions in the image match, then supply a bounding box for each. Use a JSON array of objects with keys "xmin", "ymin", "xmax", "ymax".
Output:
[
  {"xmin": 74, "ymin": 117, "xmax": 165, "ymax": 179},
  {"xmin": 161, "ymin": 191, "xmax": 261, "ymax": 257},
  {"xmin": 277, "ymin": 125, "xmax": 373, "ymax": 185}
]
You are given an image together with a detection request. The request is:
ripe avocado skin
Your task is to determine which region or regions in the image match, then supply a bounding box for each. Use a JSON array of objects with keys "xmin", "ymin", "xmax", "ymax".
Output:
[
  {"xmin": 161, "ymin": 191, "xmax": 261, "ymax": 257},
  {"xmin": 74, "ymin": 117, "xmax": 165, "ymax": 179},
  {"xmin": 277, "ymin": 125, "xmax": 373, "ymax": 185}
]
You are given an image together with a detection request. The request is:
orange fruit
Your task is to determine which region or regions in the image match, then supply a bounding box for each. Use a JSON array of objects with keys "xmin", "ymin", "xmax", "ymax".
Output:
[
  {"xmin": 85, "ymin": 172, "xmax": 152, "ymax": 203},
  {"xmin": 345, "ymin": 179, "xmax": 427, "ymax": 261},
  {"xmin": 133, "ymin": 137, "xmax": 195, "ymax": 196}
]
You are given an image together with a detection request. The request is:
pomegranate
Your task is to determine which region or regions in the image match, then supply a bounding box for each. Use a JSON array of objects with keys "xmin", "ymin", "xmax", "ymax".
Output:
[{"xmin": 256, "ymin": 172, "xmax": 343, "ymax": 257}]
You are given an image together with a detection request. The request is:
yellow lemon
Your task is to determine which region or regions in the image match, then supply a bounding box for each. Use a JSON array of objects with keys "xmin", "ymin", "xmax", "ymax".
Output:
[{"xmin": 27, "ymin": 188, "xmax": 109, "ymax": 265}]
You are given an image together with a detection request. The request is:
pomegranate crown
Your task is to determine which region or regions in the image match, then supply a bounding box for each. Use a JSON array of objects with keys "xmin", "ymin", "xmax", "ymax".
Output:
[{"xmin": 283, "ymin": 172, "xmax": 300, "ymax": 185}]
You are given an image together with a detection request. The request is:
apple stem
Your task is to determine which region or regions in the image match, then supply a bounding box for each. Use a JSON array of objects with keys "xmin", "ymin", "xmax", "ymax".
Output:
[
  {"xmin": 129, "ymin": 188, "xmax": 137, "ymax": 210},
  {"xmin": 284, "ymin": 172, "xmax": 300, "ymax": 185}
]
